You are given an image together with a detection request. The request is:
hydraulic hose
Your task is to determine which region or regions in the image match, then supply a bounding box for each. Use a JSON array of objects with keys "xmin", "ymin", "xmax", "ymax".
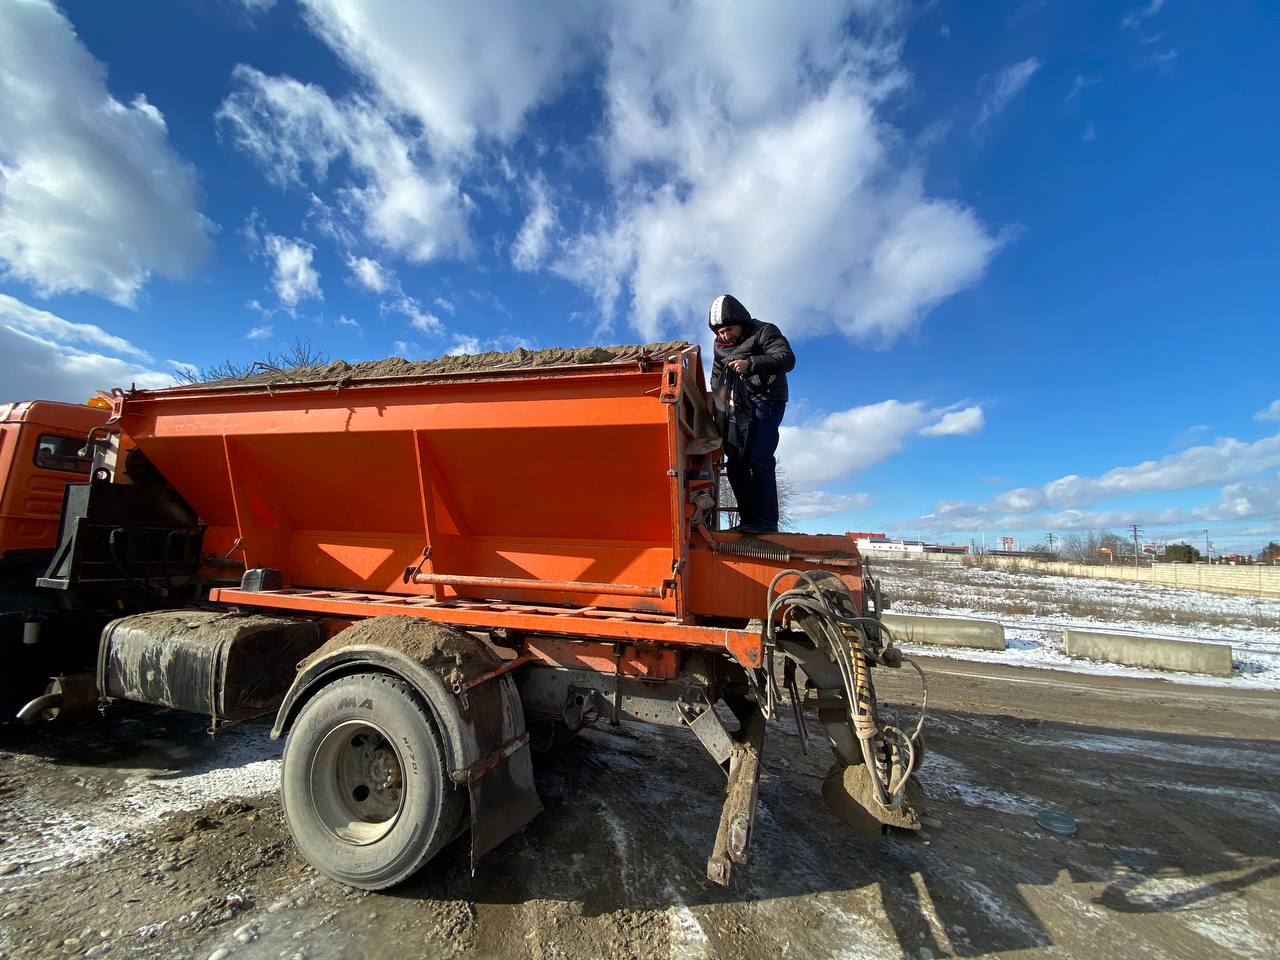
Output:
[{"xmin": 763, "ymin": 569, "xmax": 927, "ymax": 811}]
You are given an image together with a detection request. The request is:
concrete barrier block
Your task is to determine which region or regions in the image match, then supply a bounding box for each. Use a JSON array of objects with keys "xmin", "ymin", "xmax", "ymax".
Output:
[
  {"xmin": 1062, "ymin": 628, "xmax": 1234, "ymax": 676},
  {"xmin": 881, "ymin": 613, "xmax": 1005, "ymax": 651}
]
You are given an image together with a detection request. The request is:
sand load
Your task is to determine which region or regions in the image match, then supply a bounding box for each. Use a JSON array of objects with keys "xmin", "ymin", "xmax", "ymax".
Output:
[{"xmin": 198, "ymin": 341, "xmax": 694, "ymax": 387}]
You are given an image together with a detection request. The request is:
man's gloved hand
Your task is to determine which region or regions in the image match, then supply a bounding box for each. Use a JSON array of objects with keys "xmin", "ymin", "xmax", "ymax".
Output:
[{"xmin": 728, "ymin": 358, "xmax": 751, "ymax": 374}]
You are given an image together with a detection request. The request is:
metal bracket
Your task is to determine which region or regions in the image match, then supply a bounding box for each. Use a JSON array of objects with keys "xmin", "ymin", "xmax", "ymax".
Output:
[
  {"xmin": 562, "ymin": 685, "xmax": 601, "ymax": 732},
  {"xmin": 677, "ymin": 696, "xmax": 734, "ymax": 770},
  {"xmin": 705, "ymin": 708, "xmax": 766, "ymax": 886},
  {"xmin": 401, "ymin": 545, "xmax": 432, "ymax": 584}
]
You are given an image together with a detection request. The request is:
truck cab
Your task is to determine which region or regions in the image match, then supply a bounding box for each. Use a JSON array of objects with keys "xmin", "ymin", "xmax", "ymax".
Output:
[
  {"xmin": 0, "ymin": 401, "xmax": 107, "ymax": 568},
  {"xmin": 0, "ymin": 400, "xmax": 109, "ymax": 714}
]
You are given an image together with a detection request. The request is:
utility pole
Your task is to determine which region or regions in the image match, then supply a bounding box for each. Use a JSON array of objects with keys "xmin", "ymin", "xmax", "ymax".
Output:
[
  {"xmin": 1129, "ymin": 524, "xmax": 1143, "ymax": 567},
  {"xmin": 1204, "ymin": 528, "xmax": 1211, "ymax": 564},
  {"xmin": 1046, "ymin": 532, "xmax": 1058, "ymax": 553}
]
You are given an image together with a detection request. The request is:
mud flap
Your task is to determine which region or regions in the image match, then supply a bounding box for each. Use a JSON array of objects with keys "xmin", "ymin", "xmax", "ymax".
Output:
[
  {"xmin": 457, "ymin": 733, "xmax": 544, "ymax": 866},
  {"xmin": 272, "ymin": 616, "xmax": 544, "ymax": 870}
]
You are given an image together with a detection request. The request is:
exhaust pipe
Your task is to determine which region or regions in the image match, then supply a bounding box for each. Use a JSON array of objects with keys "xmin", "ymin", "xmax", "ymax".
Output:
[
  {"xmin": 16, "ymin": 692, "xmax": 61, "ymax": 723},
  {"xmin": 15, "ymin": 673, "xmax": 98, "ymax": 723}
]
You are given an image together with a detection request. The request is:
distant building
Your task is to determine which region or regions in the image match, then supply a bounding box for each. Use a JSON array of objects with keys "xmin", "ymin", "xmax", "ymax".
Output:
[{"xmin": 845, "ymin": 534, "xmax": 969, "ymax": 558}]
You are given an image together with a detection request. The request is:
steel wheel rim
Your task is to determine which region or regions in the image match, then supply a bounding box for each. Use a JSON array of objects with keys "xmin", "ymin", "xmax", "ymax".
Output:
[{"xmin": 308, "ymin": 719, "xmax": 406, "ymax": 846}]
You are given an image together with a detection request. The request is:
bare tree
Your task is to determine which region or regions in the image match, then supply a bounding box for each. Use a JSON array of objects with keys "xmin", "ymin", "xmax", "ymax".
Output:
[
  {"xmin": 1061, "ymin": 529, "xmax": 1130, "ymax": 564},
  {"xmin": 175, "ymin": 338, "xmax": 330, "ymax": 384},
  {"xmin": 715, "ymin": 465, "xmax": 795, "ymax": 531}
]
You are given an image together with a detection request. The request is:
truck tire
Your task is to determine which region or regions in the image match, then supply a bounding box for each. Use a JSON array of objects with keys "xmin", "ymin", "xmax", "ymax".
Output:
[{"xmin": 281, "ymin": 672, "xmax": 466, "ymax": 890}]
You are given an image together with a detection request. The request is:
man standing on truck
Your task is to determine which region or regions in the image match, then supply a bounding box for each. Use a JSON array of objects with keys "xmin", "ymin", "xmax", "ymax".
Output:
[{"xmin": 708, "ymin": 294, "xmax": 795, "ymax": 534}]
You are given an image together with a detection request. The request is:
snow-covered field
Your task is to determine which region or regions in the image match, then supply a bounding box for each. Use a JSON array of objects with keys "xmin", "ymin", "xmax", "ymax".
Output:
[{"xmin": 872, "ymin": 559, "xmax": 1280, "ymax": 690}]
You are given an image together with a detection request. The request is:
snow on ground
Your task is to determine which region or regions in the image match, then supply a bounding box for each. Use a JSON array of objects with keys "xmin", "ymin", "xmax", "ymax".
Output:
[
  {"xmin": 871, "ymin": 559, "xmax": 1280, "ymax": 690},
  {"xmin": 0, "ymin": 718, "xmax": 280, "ymax": 887}
]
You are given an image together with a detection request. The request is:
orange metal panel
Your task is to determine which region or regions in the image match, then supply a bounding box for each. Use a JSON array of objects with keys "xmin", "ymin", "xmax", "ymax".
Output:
[
  {"xmin": 208, "ymin": 586, "xmax": 764, "ymax": 669},
  {"xmin": 116, "ymin": 360, "xmax": 683, "ymax": 616},
  {"xmin": 685, "ymin": 533, "xmax": 866, "ymax": 620},
  {"xmin": 112, "ymin": 350, "xmax": 863, "ymax": 643}
]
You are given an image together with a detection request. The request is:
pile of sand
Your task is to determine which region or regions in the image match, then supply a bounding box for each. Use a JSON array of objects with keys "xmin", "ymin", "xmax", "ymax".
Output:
[{"xmin": 199, "ymin": 341, "xmax": 693, "ymax": 387}]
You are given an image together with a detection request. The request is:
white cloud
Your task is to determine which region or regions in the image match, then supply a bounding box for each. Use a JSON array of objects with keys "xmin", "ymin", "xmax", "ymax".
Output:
[
  {"xmin": 1196, "ymin": 475, "xmax": 1280, "ymax": 521},
  {"xmin": 916, "ymin": 431, "xmax": 1280, "ymax": 532},
  {"xmin": 335, "ymin": 314, "xmax": 360, "ymax": 329},
  {"xmin": 237, "ymin": 0, "xmax": 277, "ymax": 12},
  {"xmin": 433, "ymin": 297, "xmax": 455, "ymax": 315},
  {"xmin": 1141, "ymin": 49, "xmax": 1179, "ymax": 70},
  {"xmin": 0, "ymin": 0, "xmax": 212, "ymax": 305},
  {"xmin": 1254, "ymin": 400, "xmax": 1280, "ymax": 422},
  {"xmin": 347, "ymin": 255, "xmax": 392, "ymax": 293},
  {"xmin": 408, "ymin": 310, "xmax": 442, "ymax": 334},
  {"xmin": 779, "ymin": 400, "xmax": 938, "ymax": 492},
  {"xmin": 0, "ymin": 293, "xmax": 151, "ymax": 361},
  {"xmin": 919, "ymin": 405, "xmax": 985, "ymax": 437},
  {"xmin": 0, "ymin": 294, "xmax": 173, "ymax": 403},
  {"xmin": 561, "ymin": 98, "xmax": 997, "ymax": 341},
  {"xmin": 263, "ymin": 234, "xmax": 322, "ymax": 306},
  {"xmin": 1056, "ymin": 436, "xmax": 1280, "ymax": 503},
  {"xmin": 297, "ymin": 0, "xmax": 596, "ymax": 155},
  {"xmin": 246, "ymin": 324, "xmax": 274, "ymax": 340},
  {"xmin": 789, "ymin": 490, "xmax": 874, "ymax": 520},
  {"xmin": 1121, "ymin": 0, "xmax": 1165, "ymax": 31},
  {"xmin": 385, "ymin": 295, "xmax": 442, "ymax": 335},
  {"xmin": 555, "ymin": 3, "xmax": 999, "ymax": 343},
  {"xmin": 1082, "ymin": 124, "xmax": 1097, "ymax": 143},
  {"xmin": 1066, "ymin": 75, "xmax": 1100, "ymax": 102},
  {"xmin": 445, "ymin": 332, "xmax": 535, "ymax": 356},
  {"xmin": 511, "ymin": 175, "xmax": 557, "ymax": 272},
  {"xmin": 220, "ymin": 3, "xmax": 1001, "ymax": 348},
  {"xmin": 218, "ymin": 66, "xmax": 471, "ymax": 263},
  {"xmin": 976, "ymin": 58, "xmax": 1041, "ymax": 128},
  {"xmin": 447, "ymin": 335, "xmax": 483, "ymax": 356}
]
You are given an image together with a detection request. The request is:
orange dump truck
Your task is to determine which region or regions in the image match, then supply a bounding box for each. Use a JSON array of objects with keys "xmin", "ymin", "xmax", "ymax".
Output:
[{"xmin": 7, "ymin": 343, "xmax": 926, "ymax": 888}]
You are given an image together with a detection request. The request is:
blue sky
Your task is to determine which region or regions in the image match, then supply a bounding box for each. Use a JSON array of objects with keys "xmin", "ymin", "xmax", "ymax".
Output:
[{"xmin": 1, "ymin": 0, "xmax": 1278, "ymax": 554}]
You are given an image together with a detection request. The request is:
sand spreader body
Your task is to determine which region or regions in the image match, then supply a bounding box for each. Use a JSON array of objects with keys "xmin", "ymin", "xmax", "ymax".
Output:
[{"xmin": 10, "ymin": 342, "xmax": 926, "ymax": 888}]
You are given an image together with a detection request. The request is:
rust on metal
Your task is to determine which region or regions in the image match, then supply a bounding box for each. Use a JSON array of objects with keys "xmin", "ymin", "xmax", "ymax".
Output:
[
  {"xmin": 454, "ymin": 733, "xmax": 531, "ymax": 785},
  {"xmin": 457, "ymin": 651, "xmax": 538, "ymax": 693}
]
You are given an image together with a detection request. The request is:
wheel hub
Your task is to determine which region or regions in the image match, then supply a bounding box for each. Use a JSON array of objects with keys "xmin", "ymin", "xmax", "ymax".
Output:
[{"xmin": 309, "ymin": 720, "xmax": 406, "ymax": 845}]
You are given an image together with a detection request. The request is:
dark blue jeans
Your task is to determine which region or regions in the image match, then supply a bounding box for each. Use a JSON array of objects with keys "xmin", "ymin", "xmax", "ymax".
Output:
[{"xmin": 726, "ymin": 399, "xmax": 785, "ymax": 530}]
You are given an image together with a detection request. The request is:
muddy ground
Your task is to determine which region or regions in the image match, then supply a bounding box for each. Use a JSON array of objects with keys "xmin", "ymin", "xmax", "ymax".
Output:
[{"xmin": 1, "ymin": 658, "xmax": 1277, "ymax": 960}]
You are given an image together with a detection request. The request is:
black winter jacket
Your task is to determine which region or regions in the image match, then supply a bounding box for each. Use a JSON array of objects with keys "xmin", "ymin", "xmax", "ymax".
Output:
[{"xmin": 711, "ymin": 320, "xmax": 796, "ymax": 403}]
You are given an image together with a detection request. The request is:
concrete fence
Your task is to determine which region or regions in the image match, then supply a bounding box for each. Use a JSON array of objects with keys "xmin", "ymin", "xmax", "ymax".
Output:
[
  {"xmin": 881, "ymin": 613, "xmax": 1006, "ymax": 651},
  {"xmin": 957, "ymin": 555, "xmax": 1280, "ymax": 599},
  {"xmin": 1063, "ymin": 627, "xmax": 1234, "ymax": 676}
]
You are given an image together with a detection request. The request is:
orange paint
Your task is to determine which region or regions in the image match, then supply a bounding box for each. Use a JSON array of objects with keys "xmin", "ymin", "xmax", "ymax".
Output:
[{"xmin": 113, "ymin": 347, "xmax": 866, "ymax": 669}]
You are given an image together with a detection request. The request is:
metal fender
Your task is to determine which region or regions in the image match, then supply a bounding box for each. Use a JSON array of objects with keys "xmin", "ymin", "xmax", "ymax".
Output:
[{"xmin": 271, "ymin": 615, "xmax": 542, "ymax": 866}]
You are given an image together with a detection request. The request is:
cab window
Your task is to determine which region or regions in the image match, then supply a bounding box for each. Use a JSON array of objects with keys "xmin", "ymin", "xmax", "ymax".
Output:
[{"xmin": 34, "ymin": 434, "xmax": 92, "ymax": 474}]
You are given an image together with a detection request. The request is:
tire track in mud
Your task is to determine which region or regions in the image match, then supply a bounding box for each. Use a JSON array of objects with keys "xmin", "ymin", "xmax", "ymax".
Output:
[{"xmin": 2, "ymin": 665, "xmax": 1278, "ymax": 960}]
